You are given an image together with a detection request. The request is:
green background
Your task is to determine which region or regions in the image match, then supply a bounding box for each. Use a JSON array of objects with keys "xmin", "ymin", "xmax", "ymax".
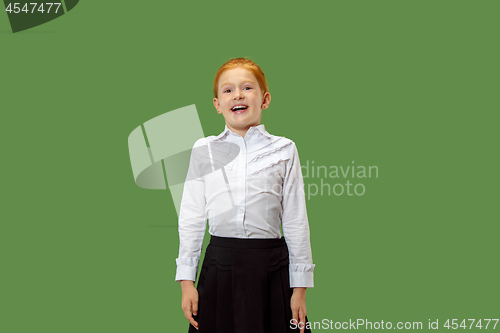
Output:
[{"xmin": 1, "ymin": 0, "xmax": 498, "ymax": 332}]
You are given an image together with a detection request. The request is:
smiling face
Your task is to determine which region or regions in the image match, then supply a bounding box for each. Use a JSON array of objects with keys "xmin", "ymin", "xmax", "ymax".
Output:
[{"xmin": 213, "ymin": 66, "xmax": 271, "ymax": 137}]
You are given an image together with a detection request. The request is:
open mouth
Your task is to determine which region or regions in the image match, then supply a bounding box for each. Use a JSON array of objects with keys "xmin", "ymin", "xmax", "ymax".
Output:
[{"xmin": 231, "ymin": 105, "xmax": 248, "ymax": 112}]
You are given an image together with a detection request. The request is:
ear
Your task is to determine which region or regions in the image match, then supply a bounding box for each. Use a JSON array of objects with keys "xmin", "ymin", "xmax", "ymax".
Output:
[
  {"xmin": 213, "ymin": 97, "xmax": 221, "ymax": 113},
  {"xmin": 261, "ymin": 92, "xmax": 271, "ymax": 109}
]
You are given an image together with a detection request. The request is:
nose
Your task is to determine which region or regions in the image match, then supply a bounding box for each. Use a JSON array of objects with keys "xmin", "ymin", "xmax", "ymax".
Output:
[{"xmin": 233, "ymin": 88, "xmax": 244, "ymax": 100}]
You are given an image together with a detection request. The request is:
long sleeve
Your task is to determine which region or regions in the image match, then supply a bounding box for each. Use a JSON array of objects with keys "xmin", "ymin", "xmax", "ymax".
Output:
[
  {"xmin": 281, "ymin": 142, "xmax": 315, "ymax": 288},
  {"xmin": 175, "ymin": 139, "xmax": 208, "ymax": 282}
]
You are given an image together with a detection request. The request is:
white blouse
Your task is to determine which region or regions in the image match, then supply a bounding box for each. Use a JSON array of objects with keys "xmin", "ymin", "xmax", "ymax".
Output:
[{"xmin": 175, "ymin": 124, "xmax": 315, "ymax": 288}]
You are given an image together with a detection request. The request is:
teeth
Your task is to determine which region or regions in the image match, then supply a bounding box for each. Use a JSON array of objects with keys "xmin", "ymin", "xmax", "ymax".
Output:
[{"xmin": 232, "ymin": 106, "xmax": 247, "ymax": 111}]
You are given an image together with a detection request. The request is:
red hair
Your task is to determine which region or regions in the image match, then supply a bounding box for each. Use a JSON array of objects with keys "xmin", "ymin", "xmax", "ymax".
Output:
[{"xmin": 213, "ymin": 58, "xmax": 269, "ymax": 98}]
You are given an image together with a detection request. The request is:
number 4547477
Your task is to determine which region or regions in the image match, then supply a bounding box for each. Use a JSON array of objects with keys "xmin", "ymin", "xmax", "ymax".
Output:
[
  {"xmin": 5, "ymin": 3, "xmax": 62, "ymax": 14},
  {"xmin": 444, "ymin": 319, "xmax": 499, "ymax": 330}
]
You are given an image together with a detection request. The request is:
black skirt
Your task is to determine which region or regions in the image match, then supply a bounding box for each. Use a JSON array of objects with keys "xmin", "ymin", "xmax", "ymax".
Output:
[{"xmin": 188, "ymin": 235, "xmax": 312, "ymax": 333}]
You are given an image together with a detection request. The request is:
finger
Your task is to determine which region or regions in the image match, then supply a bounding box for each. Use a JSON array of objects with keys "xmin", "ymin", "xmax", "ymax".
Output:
[
  {"xmin": 185, "ymin": 310, "xmax": 198, "ymax": 329},
  {"xmin": 292, "ymin": 308, "xmax": 299, "ymax": 328},
  {"xmin": 192, "ymin": 299, "xmax": 198, "ymax": 316},
  {"xmin": 299, "ymin": 310, "xmax": 306, "ymax": 333},
  {"xmin": 183, "ymin": 303, "xmax": 199, "ymax": 329},
  {"xmin": 182, "ymin": 302, "xmax": 191, "ymax": 320},
  {"xmin": 188, "ymin": 314, "xmax": 198, "ymax": 330}
]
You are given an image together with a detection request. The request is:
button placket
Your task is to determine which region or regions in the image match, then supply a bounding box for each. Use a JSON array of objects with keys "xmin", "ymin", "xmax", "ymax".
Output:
[
  {"xmin": 236, "ymin": 136, "xmax": 247, "ymax": 237},
  {"xmin": 231, "ymin": 135, "xmax": 245, "ymax": 238},
  {"xmin": 241, "ymin": 138, "xmax": 248, "ymax": 236}
]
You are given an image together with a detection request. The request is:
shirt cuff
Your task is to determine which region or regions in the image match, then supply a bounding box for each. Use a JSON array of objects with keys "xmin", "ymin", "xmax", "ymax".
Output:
[
  {"xmin": 175, "ymin": 258, "xmax": 199, "ymax": 282},
  {"xmin": 289, "ymin": 264, "xmax": 315, "ymax": 288}
]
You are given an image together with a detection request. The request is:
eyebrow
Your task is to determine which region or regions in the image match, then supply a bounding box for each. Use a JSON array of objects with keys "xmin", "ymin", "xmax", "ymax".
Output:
[{"xmin": 220, "ymin": 80, "xmax": 255, "ymax": 88}]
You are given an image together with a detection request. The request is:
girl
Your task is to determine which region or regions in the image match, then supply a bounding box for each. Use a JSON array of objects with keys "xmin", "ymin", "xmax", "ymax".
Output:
[{"xmin": 175, "ymin": 58, "xmax": 315, "ymax": 333}]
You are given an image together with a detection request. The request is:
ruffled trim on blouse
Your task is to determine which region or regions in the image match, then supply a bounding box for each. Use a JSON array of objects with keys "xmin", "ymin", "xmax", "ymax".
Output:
[
  {"xmin": 247, "ymin": 138, "xmax": 294, "ymax": 177},
  {"xmin": 248, "ymin": 138, "xmax": 293, "ymax": 164},
  {"xmin": 248, "ymin": 159, "xmax": 289, "ymax": 177}
]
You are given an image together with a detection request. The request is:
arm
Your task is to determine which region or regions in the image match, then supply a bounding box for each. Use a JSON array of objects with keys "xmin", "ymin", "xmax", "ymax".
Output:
[
  {"xmin": 175, "ymin": 139, "xmax": 208, "ymax": 329},
  {"xmin": 281, "ymin": 142, "xmax": 315, "ymax": 288},
  {"xmin": 281, "ymin": 142, "xmax": 314, "ymax": 333},
  {"xmin": 175, "ymin": 139, "xmax": 208, "ymax": 282}
]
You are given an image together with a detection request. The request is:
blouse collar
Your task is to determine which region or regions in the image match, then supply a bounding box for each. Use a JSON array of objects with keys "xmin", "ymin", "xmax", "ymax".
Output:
[{"xmin": 214, "ymin": 124, "xmax": 273, "ymax": 141}]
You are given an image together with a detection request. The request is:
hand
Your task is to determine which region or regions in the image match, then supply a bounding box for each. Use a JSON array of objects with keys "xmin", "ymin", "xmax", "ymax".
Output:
[
  {"xmin": 291, "ymin": 287, "xmax": 307, "ymax": 333},
  {"xmin": 180, "ymin": 280, "xmax": 199, "ymax": 330}
]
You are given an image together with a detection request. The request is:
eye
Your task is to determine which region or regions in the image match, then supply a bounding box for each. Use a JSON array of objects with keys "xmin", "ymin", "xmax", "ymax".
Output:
[
  {"xmin": 244, "ymin": 87, "xmax": 252, "ymax": 90},
  {"xmin": 223, "ymin": 89, "xmax": 231, "ymax": 93}
]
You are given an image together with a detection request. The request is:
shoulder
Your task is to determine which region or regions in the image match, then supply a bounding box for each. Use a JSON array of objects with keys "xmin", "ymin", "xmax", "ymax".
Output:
[
  {"xmin": 264, "ymin": 132, "xmax": 297, "ymax": 155},
  {"xmin": 191, "ymin": 137, "xmax": 210, "ymax": 149},
  {"xmin": 196, "ymin": 133, "xmax": 225, "ymax": 146}
]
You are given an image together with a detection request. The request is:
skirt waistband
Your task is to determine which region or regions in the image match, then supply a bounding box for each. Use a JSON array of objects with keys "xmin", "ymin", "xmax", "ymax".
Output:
[{"xmin": 209, "ymin": 235, "xmax": 286, "ymax": 249}]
